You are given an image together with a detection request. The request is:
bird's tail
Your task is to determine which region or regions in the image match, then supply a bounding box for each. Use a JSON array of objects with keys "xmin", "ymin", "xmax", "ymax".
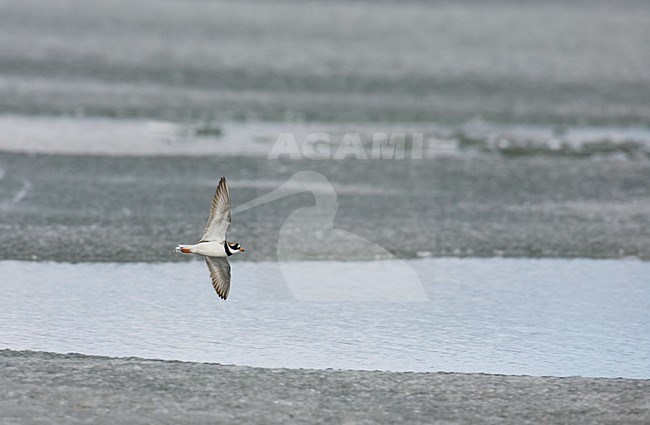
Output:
[{"xmin": 174, "ymin": 244, "xmax": 194, "ymax": 254}]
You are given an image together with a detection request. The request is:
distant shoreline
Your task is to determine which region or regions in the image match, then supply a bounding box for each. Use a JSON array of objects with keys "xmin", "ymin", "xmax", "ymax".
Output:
[{"xmin": 1, "ymin": 349, "xmax": 648, "ymax": 424}]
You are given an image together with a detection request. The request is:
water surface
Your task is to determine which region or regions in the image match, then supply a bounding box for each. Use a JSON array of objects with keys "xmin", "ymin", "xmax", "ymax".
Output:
[{"xmin": 1, "ymin": 258, "xmax": 648, "ymax": 378}]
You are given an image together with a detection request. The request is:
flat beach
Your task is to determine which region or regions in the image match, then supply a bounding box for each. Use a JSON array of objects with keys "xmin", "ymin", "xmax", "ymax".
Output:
[{"xmin": 2, "ymin": 350, "xmax": 649, "ymax": 425}]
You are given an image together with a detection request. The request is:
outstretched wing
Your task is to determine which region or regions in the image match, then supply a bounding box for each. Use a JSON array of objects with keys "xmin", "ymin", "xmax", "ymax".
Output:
[
  {"xmin": 201, "ymin": 177, "xmax": 231, "ymax": 242},
  {"xmin": 204, "ymin": 256, "xmax": 231, "ymax": 300}
]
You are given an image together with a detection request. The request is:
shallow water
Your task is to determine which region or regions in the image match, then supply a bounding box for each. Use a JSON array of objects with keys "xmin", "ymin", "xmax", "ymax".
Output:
[
  {"xmin": 1, "ymin": 115, "xmax": 649, "ymax": 158},
  {"xmin": 1, "ymin": 258, "xmax": 648, "ymax": 378}
]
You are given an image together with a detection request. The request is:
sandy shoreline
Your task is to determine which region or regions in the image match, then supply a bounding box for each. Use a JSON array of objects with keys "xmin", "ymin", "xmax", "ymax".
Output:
[{"xmin": 1, "ymin": 350, "xmax": 648, "ymax": 424}]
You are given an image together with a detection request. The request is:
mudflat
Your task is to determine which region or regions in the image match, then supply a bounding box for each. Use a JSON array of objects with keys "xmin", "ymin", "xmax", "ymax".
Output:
[
  {"xmin": 1, "ymin": 350, "xmax": 648, "ymax": 424},
  {"xmin": 1, "ymin": 152, "xmax": 649, "ymax": 263}
]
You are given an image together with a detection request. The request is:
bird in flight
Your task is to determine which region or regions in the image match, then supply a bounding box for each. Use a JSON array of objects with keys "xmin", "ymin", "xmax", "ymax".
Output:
[{"xmin": 174, "ymin": 177, "xmax": 244, "ymax": 300}]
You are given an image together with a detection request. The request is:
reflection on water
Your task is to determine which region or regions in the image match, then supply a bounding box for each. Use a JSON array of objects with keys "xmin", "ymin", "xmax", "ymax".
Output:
[{"xmin": 1, "ymin": 258, "xmax": 649, "ymax": 378}]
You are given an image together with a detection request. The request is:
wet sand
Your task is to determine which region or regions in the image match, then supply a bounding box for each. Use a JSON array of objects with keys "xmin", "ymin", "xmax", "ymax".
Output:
[
  {"xmin": 1, "ymin": 152, "xmax": 649, "ymax": 263},
  {"xmin": 1, "ymin": 350, "xmax": 648, "ymax": 424}
]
